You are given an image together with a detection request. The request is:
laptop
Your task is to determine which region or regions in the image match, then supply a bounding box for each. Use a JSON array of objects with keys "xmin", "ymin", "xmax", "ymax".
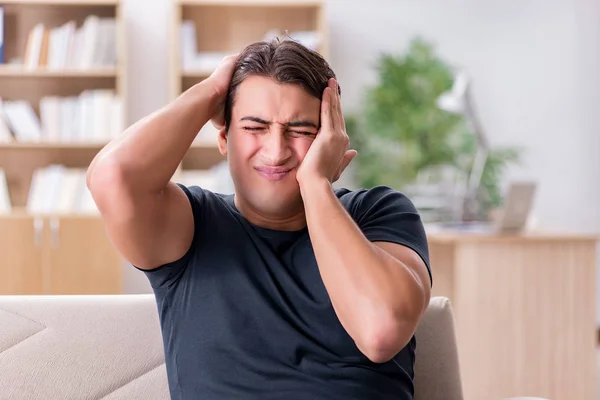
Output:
[
  {"xmin": 493, "ymin": 181, "xmax": 537, "ymax": 233},
  {"xmin": 425, "ymin": 181, "xmax": 537, "ymax": 235}
]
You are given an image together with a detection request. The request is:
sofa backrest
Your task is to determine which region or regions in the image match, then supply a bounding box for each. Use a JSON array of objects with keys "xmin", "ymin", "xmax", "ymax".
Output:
[
  {"xmin": 414, "ymin": 296, "xmax": 464, "ymax": 400},
  {"xmin": 0, "ymin": 294, "xmax": 462, "ymax": 399}
]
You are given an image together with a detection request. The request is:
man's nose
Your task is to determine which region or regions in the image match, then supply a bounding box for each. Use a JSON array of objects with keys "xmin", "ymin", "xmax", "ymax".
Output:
[{"xmin": 260, "ymin": 130, "xmax": 292, "ymax": 165}]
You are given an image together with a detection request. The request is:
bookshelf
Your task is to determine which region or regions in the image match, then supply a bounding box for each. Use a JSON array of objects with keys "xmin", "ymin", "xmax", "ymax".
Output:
[
  {"xmin": 0, "ymin": 66, "xmax": 116, "ymax": 76},
  {"xmin": 170, "ymin": 0, "xmax": 328, "ymax": 178},
  {"xmin": 0, "ymin": 0, "xmax": 126, "ymax": 295}
]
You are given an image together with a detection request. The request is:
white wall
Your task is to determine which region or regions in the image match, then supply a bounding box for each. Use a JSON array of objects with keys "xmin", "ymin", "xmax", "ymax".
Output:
[
  {"xmin": 119, "ymin": 0, "xmax": 171, "ymax": 295},
  {"xmin": 121, "ymin": 0, "xmax": 600, "ymax": 303},
  {"xmin": 328, "ymin": 0, "xmax": 600, "ymax": 233},
  {"xmin": 122, "ymin": 0, "xmax": 171, "ymax": 125}
]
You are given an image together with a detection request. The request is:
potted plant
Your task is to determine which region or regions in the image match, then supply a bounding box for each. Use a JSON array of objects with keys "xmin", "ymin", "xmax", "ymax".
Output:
[{"xmin": 345, "ymin": 37, "xmax": 523, "ymax": 222}]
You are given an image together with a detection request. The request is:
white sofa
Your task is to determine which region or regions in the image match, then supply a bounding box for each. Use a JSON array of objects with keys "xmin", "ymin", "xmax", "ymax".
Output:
[{"xmin": 0, "ymin": 295, "xmax": 463, "ymax": 400}]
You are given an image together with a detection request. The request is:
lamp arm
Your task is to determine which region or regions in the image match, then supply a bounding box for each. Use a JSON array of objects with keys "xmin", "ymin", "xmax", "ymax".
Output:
[{"xmin": 463, "ymin": 89, "xmax": 489, "ymax": 150}]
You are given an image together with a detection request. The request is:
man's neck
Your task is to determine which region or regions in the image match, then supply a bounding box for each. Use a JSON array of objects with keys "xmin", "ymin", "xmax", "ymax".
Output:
[{"xmin": 233, "ymin": 194, "xmax": 307, "ymax": 232}]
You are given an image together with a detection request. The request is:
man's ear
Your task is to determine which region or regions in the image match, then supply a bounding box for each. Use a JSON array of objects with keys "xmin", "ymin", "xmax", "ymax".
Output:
[{"xmin": 217, "ymin": 126, "xmax": 228, "ymax": 156}]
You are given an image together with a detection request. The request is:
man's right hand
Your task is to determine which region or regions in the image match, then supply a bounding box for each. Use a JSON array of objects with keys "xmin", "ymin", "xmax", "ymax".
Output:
[{"xmin": 206, "ymin": 54, "xmax": 239, "ymax": 130}]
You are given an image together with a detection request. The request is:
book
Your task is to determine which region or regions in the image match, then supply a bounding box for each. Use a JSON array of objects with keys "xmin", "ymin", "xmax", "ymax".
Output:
[
  {"xmin": 24, "ymin": 23, "xmax": 45, "ymax": 70},
  {"xmin": 177, "ymin": 163, "xmax": 233, "ymax": 195},
  {"xmin": 0, "ymin": 99, "xmax": 13, "ymax": 142},
  {"xmin": 20, "ymin": 15, "xmax": 117, "ymax": 70},
  {"xmin": 26, "ymin": 166, "xmax": 98, "ymax": 215},
  {"xmin": 1, "ymin": 90, "xmax": 126, "ymax": 144},
  {"xmin": 0, "ymin": 168, "xmax": 11, "ymax": 214},
  {"xmin": 2, "ymin": 100, "xmax": 43, "ymax": 142},
  {"xmin": 0, "ymin": 7, "xmax": 4, "ymax": 64}
]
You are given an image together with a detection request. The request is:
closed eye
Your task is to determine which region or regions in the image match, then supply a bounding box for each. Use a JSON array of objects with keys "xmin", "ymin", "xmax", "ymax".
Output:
[
  {"xmin": 243, "ymin": 127, "xmax": 265, "ymax": 131},
  {"xmin": 290, "ymin": 130, "xmax": 316, "ymax": 136}
]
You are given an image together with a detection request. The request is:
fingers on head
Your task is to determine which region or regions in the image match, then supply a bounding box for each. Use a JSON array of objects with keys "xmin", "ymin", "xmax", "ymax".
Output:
[
  {"xmin": 329, "ymin": 79, "xmax": 344, "ymax": 127},
  {"xmin": 322, "ymin": 79, "xmax": 343, "ymax": 130},
  {"xmin": 321, "ymin": 87, "xmax": 333, "ymax": 127}
]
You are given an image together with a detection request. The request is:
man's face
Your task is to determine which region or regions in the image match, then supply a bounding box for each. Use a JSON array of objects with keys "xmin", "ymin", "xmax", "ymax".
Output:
[{"xmin": 218, "ymin": 75, "xmax": 321, "ymax": 221}]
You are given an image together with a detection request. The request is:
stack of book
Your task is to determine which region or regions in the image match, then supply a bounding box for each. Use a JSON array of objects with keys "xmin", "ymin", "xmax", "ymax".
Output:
[
  {"xmin": 0, "ymin": 91, "xmax": 123, "ymax": 143},
  {"xmin": 0, "ymin": 163, "xmax": 235, "ymax": 216},
  {"xmin": 177, "ymin": 162, "xmax": 233, "ymax": 195},
  {"xmin": 26, "ymin": 165, "xmax": 97, "ymax": 215},
  {"xmin": 18, "ymin": 15, "xmax": 117, "ymax": 70},
  {"xmin": 24, "ymin": 164, "xmax": 234, "ymax": 215},
  {"xmin": 179, "ymin": 20, "xmax": 319, "ymax": 72}
]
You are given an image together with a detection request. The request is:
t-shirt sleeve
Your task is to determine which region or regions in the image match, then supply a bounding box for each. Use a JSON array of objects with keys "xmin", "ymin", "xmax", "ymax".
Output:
[
  {"xmin": 132, "ymin": 183, "xmax": 204, "ymax": 290},
  {"xmin": 345, "ymin": 186, "xmax": 432, "ymax": 286}
]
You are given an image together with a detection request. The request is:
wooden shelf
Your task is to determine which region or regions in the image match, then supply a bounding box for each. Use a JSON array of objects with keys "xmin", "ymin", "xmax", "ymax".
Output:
[
  {"xmin": 177, "ymin": 0, "xmax": 322, "ymax": 6},
  {"xmin": 427, "ymin": 229, "xmax": 600, "ymax": 243},
  {"xmin": 183, "ymin": 143, "xmax": 224, "ymax": 170},
  {"xmin": 0, "ymin": 0, "xmax": 125, "ymax": 209},
  {"xmin": 0, "ymin": 66, "xmax": 118, "ymax": 78},
  {"xmin": 0, "ymin": 0, "xmax": 119, "ymax": 5},
  {"xmin": 170, "ymin": 0, "xmax": 327, "ymax": 101},
  {"xmin": 190, "ymin": 141, "xmax": 218, "ymax": 148},
  {"xmin": 4, "ymin": 206, "xmax": 101, "ymax": 218},
  {"xmin": 181, "ymin": 68, "xmax": 214, "ymax": 78},
  {"xmin": 0, "ymin": 142, "xmax": 109, "ymax": 150}
]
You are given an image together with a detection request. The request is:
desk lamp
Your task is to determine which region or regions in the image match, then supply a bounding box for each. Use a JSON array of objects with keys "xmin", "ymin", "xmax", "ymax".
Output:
[{"xmin": 436, "ymin": 71, "xmax": 489, "ymax": 221}]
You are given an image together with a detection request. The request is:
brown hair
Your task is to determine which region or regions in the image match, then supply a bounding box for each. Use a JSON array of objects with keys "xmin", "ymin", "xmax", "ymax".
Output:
[{"xmin": 224, "ymin": 38, "xmax": 339, "ymax": 130}]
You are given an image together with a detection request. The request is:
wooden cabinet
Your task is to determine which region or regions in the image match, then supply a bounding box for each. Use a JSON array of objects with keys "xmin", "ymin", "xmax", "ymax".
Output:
[
  {"xmin": 47, "ymin": 215, "xmax": 122, "ymax": 294},
  {"xmin": 0, "ymin": 213, "xmax": 122, "ymax": 295},
  {"xmin": 428, "ymin": 232, "xmax": 598, "ymax": 400},
  {"xmin": 0, "ymin": 214, "xmax": 44, "ymax": 295}
]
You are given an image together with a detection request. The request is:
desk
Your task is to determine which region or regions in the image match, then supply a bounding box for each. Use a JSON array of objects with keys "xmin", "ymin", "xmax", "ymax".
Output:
[{"xmin": 427, "ymin": 231, "xmax": 597, "ymax": 400}]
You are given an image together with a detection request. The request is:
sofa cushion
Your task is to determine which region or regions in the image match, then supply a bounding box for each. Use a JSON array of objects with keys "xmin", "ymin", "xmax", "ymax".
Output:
[
  {"xmin": 0, "ymin": 294, "xmax": 462, "ymax": 400},
  {"xmin": 0, "ymin": 294, "xmax": 168, "ymax": 400}
]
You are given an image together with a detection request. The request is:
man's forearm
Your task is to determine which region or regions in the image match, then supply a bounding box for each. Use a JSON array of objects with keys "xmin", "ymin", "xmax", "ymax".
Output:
[
  {"xmin": 300, "ymin": 179, "xmax": 425, "ymax": 362},
  {"xmin": 88, "ymin": 80, "xmax": 219, "ymax": 194}
]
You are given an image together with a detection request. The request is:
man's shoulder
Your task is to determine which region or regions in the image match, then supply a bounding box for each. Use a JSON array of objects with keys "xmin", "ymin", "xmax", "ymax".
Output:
[
  {"xmin": 335, "ymin": 185, "xmax": 417, "ymax": 215},
  {"xmin": 335, "ymin": 185, "xmax": 408, "ymax": 199},
  {"xmin": 178, "ymin": 183, "xmax": 234, "ymax": 212},
  {"xmin": 175, "ymin": 184, "xmax": 240, "ymax": 236}
]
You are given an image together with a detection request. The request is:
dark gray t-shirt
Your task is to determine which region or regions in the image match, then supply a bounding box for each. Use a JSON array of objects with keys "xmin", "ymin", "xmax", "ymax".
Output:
[{"xmin": 138, "ymin": 184, "xmax": 431, "ymax": 400}]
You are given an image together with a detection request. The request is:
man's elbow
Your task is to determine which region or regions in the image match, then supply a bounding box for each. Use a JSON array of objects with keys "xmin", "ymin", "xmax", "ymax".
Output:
[
  {"xmin": 86, "ymin": 159, "xmax": 130, "ymax": 212},
  {"xmin": 357, "ymin": 313, "xmax": 421, "ymax": 364}
]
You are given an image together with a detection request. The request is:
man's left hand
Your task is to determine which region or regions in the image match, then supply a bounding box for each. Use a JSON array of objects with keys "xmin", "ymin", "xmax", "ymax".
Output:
[{"xmin": 296, "ymin": 78, "xmax": 357, "ymax": 186}]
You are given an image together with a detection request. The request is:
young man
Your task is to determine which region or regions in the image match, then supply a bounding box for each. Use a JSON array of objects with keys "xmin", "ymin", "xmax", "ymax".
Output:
[{"xmin": 87, "ymin": 40, "xmax": 432, "ymax": 399}]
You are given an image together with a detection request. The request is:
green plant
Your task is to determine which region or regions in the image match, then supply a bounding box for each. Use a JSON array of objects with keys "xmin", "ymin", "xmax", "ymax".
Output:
[{"xmin": 346, "ymin": 37, "xmax": 523, "ymax": 217}]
